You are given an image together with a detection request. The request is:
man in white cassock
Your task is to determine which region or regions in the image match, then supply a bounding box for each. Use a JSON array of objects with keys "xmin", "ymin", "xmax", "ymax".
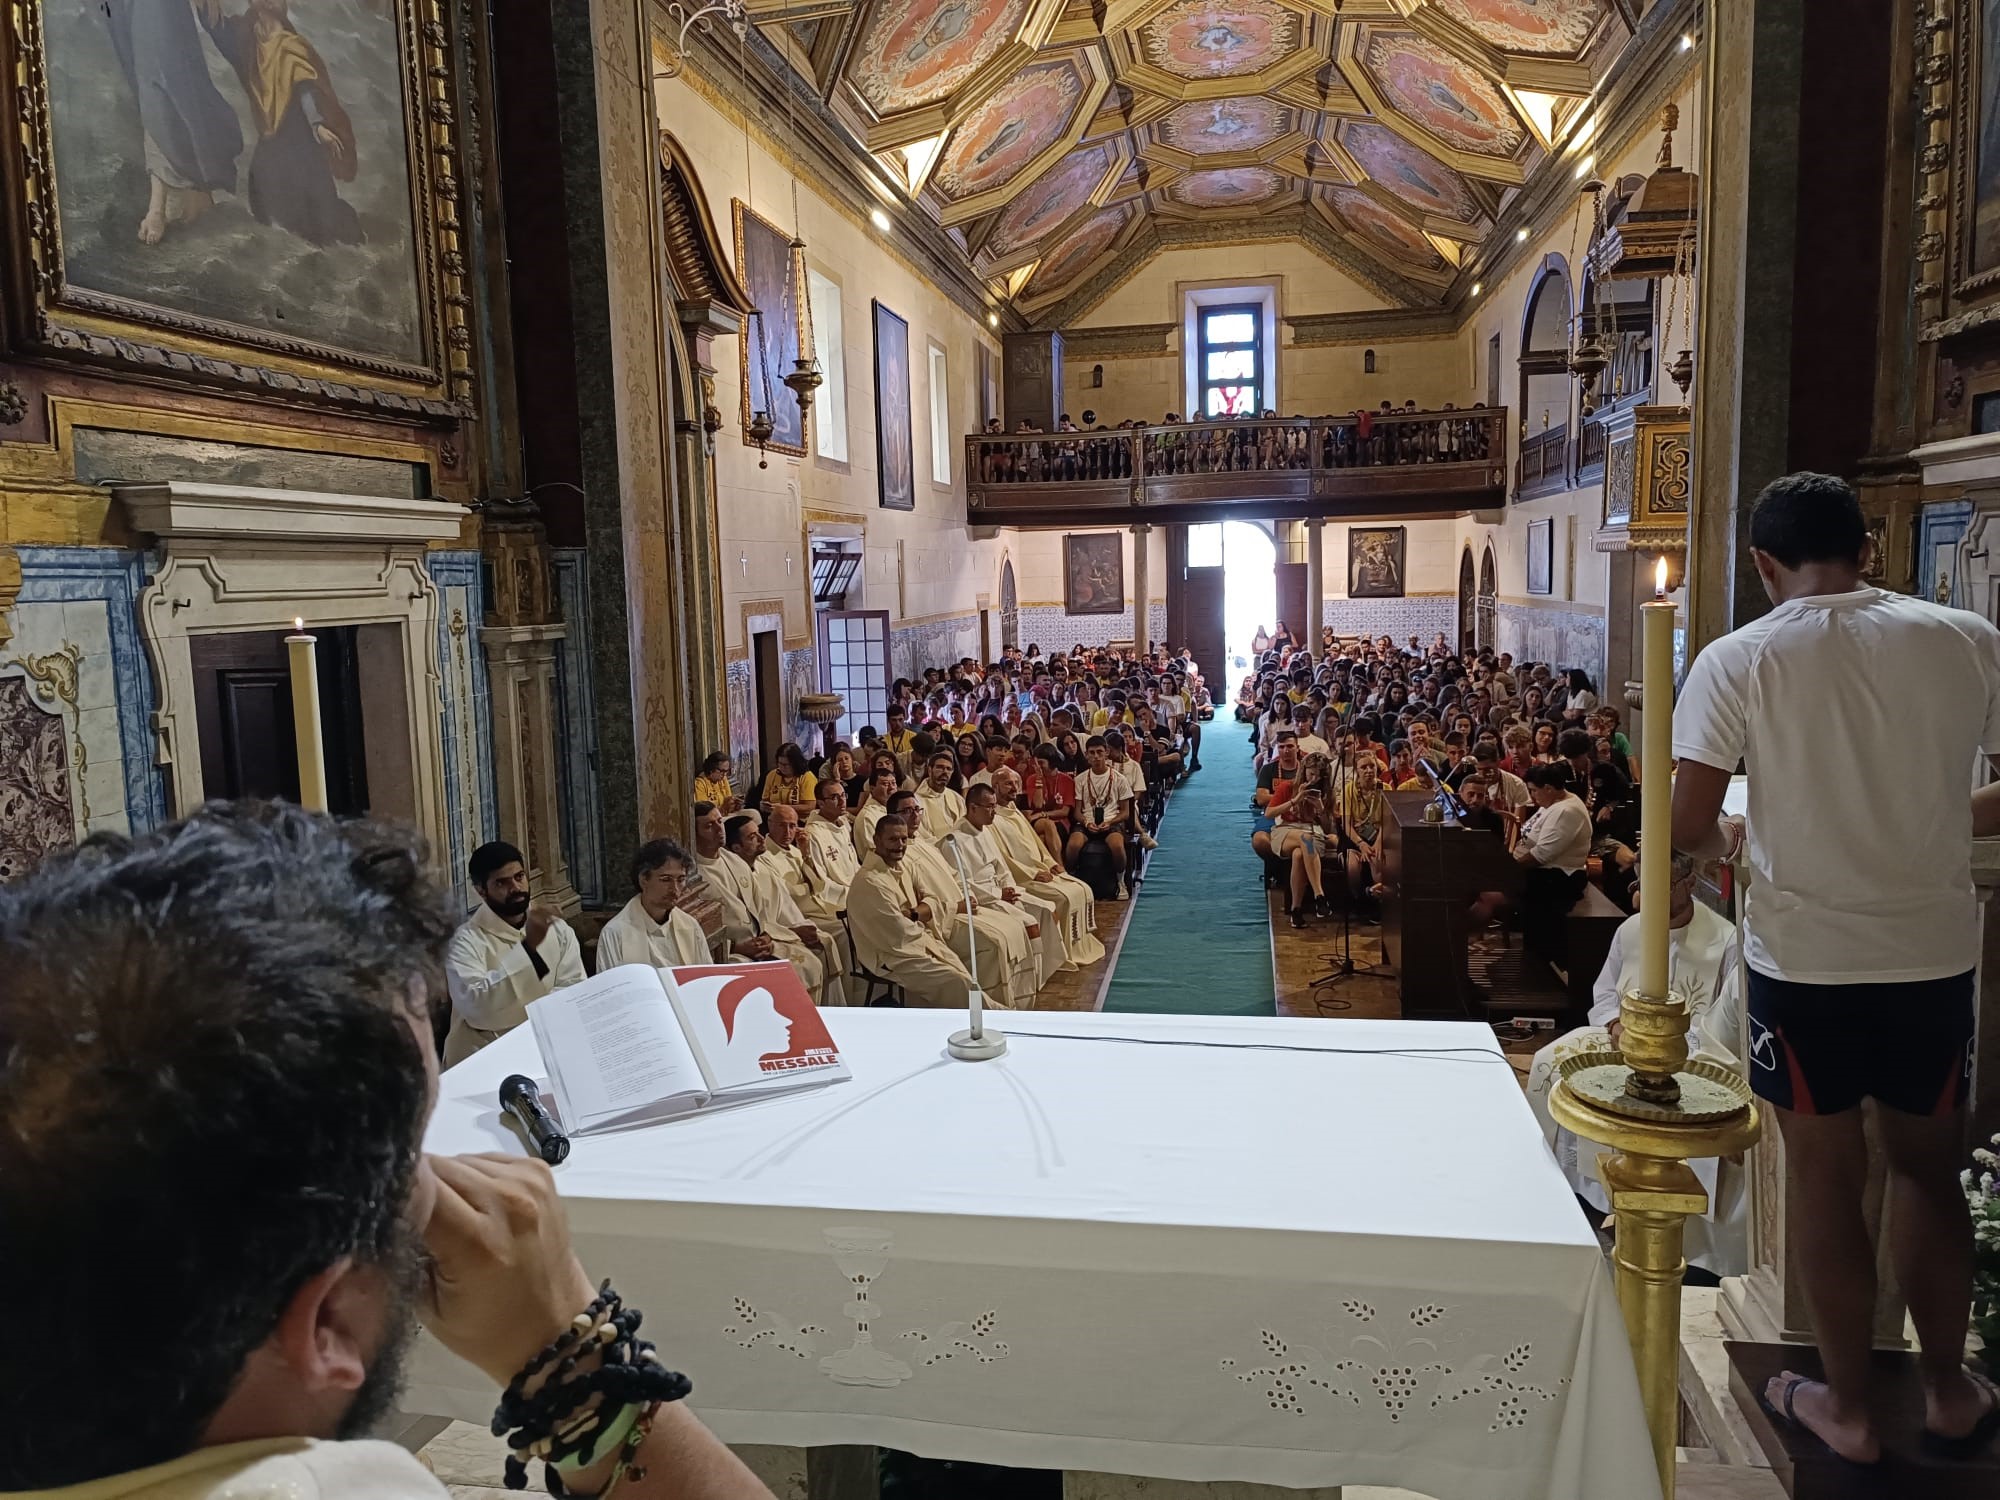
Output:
[
  {"xmin": 914, "ymin": 751, "xmax": 966, "ymax": 843},
  {"xmin": 801, "ymin": 779, "xmax": 861, "ymax": 911},
  {"xmin": 852, "ymin": 763, "xmax": 898, "ymax": 862},
  {"xmin": 889, "ymin": 788, "xmax": 1038, "ymax": 1007},
  {"xmin": 595, "ymin": 836, "xmax": 713, "ymax": 971},
  {"xmin": 739, "ymin": 807, "xmax": 849, "ymax": 1005},
  {"xmin": 762, "ymin": 799, "xmax": 854, "ymax": 971},
  {"xmin": 990, "ymin": 766, "xmax": 1105, "ymax": 967},
  {"xmin": 1524, "ymin": 853, "xmax": 1747, "ymax": 1276},
  {"xmin": 690, "ymin": 803, "xmax": 827, "ymax": 1000},
  {"xmin": 949, "ymin": 782, "xmax": 1068, "ymax": 983},
  {"xmin": 444, "ymin": 839, "xmax": 586, "ymax": 1065},
  {"xmin": 846, "ymin": 813, "xmax": 979, "ymax": 1009}
]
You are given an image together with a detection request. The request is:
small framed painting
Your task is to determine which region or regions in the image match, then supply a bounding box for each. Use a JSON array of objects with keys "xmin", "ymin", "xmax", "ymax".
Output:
[
  {"xmin": 1064, "ymin": 532, "xmax": 1124, "ymax": 615},
  {"xmin": 873, "ymin": 300, "xmax": 914, "ymax": 510},
  {"xmin": 1526, "ymin": 517, "xmax": 1554, "ymax": 596},
  {"xmin": 1348, "ymin": 526, "xmax": 1405, "ymax": 599}
]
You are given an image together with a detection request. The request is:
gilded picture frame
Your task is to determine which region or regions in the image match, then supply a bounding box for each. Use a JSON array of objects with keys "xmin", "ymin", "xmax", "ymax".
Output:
[
  {"xmin": 0, "ymin": 0, "xmax": 471, "ymax": 417},
  {"xmin": 1348, "ymin": 525, "xmax": 1406, "ymax": 599},
  {"xmin": 1063, "ymin": 532, "xmax": 1123, "ymax": 615},
  {"xmin": 732, "ymin": 199, "xmax": 809, "ymax": 459},
  {"xmin": 1940, "ymin": 0, "xmax": 2000, "ymax": 319}
]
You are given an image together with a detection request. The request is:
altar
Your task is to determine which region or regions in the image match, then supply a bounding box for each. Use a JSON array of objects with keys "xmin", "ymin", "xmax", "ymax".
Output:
[{"xmin": 405, "ymin": 1009, "xmax": 1659, "ymax": 1500}]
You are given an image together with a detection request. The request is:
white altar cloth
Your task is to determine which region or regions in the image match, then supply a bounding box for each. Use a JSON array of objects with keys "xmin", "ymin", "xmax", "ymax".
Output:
[{"xmin": 405, "ymin": 1009, "xmax": 1658, "ymax": 1500}]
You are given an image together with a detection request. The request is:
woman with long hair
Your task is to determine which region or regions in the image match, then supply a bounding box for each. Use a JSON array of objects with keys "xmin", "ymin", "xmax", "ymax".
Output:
[
  {"xmin": 1055, "ymin": 730, "xmax": 1085, "ymax": 772},
  {"xmin": 1271, "ymin": 751, "xmax": 1336, "ymax": 928},
  {"xmin": 955, "ymin": 732, "xmax": 985, "ymax": 788},
  {"xmin": 1531, "ymin": 721, "xmax": 1559, "ymax": 764},
  {"xmin": 978, "ymin": 712, "xmax": 1005, "ymax": 742},
  {"xmin": 1521, "ymin": 684, "xmax": 1546, "ymax": 721},
  {"xmin": 1340, "ymin": 754, "xmax": 1387, "ymax": 905},
  {"xmin": 1560, "ymin": 668, "xmax": 1600, "ymax": 723},
  {"xmin": 759, "ymin": 741, "xmax": 817, "ymax": 816},
  {"xmin": 694, "ymin": 750, "xmax": 740, "ymax": 813}
]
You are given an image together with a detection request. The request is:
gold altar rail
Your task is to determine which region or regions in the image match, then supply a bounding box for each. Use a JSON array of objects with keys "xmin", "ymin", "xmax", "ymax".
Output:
[{"xmin": 964, "ymin": 408, "xmax": 1509, "ymax": 528}]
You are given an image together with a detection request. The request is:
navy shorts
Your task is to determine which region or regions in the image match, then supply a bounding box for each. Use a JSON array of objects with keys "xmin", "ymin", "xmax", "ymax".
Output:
[{"xmin": 1745, "ymin": 967, "xmax": 1975, "ymax": 1117}]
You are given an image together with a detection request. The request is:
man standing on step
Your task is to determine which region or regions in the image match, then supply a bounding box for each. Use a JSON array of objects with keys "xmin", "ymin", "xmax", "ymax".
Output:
[{"xmin": 1673, "ymin": 472, "xmax": 2000, "ymax": 1464}]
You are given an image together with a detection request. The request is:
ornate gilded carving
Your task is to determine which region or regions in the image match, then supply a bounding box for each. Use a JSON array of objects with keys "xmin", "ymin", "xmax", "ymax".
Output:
[
  {"xmin": 1605, "ymin": 432, "xmax": 1637, "ymax": 528},
  {"xmin": 0, "ymin": 380, "xmax": 25, "ymax": 426},
  {"xmin": 1649, "ymin": 429, "xmax": 1690, "ymax": 513},
  {"xmin": 1915, "ymin": 0, "xmax": 1952, "ymax": 313},
  {"xmin": 480, "ymin": 499, "xmax": 555, "ymax": 628},
  {"xmin": 14, "ymin": 640, "xmax": 88, "ymax": 823}
]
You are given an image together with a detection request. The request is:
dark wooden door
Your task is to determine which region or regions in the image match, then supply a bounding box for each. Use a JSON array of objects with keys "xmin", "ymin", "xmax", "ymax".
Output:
[
  {"xmin": 753, "ymin": 629, "xmax": 784, "ymax": 772},
  {"xmin": 1183, "ymin": 564, "xmax": 1226, "ymax": 687},
  {"xmin": 1274, "ymin": 560, "xmax": 1308, "ymax": 648},
  {"xmin": 190, "ymin": 628, "xmax": 368, "ymax": 812},
  {"xmin": 1458, "ymin": 548, "xmax": 1478, "ymax": 655}
]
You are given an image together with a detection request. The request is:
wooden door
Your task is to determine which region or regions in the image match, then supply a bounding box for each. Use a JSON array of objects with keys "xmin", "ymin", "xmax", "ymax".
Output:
[
  {"xmin": 1182, "ymin": 565, "xmax": 1226, "ymax": 687},
  {"xmin": 190, "ymin": 628, "xmax": 368, "ymax": 812},
  {"xmin": 752, "ymin": 629, "xmax": 784, "ymax": 772},
  {"xmin": 1274, "ymin": 560, "xmax": 1308, "ymax": 648},
  {"xmin": 1458, "ymin": 548, "xmax": 1478, "ymax": 655}
]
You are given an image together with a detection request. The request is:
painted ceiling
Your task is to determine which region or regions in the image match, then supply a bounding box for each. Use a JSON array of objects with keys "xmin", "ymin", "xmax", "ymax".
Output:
[{"xmin": 768, "ymin": 0, "xmax": 1635, "ymax": 317}]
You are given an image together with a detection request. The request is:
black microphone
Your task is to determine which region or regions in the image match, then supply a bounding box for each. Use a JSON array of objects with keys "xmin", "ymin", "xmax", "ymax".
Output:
[{"xmin": 499, "ymin": 1074, "xmax": 570, "ymax": 1165}]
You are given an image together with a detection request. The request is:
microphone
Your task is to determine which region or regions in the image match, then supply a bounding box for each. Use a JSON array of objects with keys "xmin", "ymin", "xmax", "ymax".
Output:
[
  {"xmin": 499, "ymin": 1074, "xmax": 571, "ymax": 1165},
  {"xmin": 1417, "ymin": 758, "xmax": 1468, "ymax": 823}
]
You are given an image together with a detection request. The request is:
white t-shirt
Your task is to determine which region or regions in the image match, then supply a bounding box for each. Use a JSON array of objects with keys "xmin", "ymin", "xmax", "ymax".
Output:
[
  {"xmin": 1519, "ymin": 793, "xmax": 1591, "ymax": 873},
  {"xmin": 1675, "ymin": 587, "xmax": 2000, "ymax": 983}
]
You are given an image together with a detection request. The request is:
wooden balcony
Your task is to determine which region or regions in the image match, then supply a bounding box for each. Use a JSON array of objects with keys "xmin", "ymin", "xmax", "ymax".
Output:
[
  {"xmin": 1517, "ymin": 425, "xmax": 1569, "ymax": 500},
  {"xmin": 964, "ymin": 408, "xmax": 1508, "ymax": 528}
]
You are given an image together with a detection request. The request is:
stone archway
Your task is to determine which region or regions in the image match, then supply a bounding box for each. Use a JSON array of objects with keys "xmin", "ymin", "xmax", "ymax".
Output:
[
  {"xmin": 1457, "ymin": 546, "xmax": 1477, "ymax": 655},
  {"xmin": 1477, "ymin": 544, "xmax": 1498, "ymax": 654}
]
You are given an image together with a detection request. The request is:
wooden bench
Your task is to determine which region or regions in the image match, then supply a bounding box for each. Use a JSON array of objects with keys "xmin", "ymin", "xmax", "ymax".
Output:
[{"xmin": 1556, "ymin": 882, "xmax": 1625, "ymax": 1027}]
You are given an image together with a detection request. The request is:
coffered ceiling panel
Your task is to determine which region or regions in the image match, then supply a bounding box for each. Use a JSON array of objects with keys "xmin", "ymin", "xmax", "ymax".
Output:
[{"xmin": 774, "ymin": 0, "xmax": 1637, "ymax": 311}]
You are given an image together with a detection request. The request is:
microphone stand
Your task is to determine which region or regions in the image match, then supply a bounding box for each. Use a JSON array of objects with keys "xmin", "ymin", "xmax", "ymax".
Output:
[
  {"xmin": 942, "ymin": 832, "xmax": 1006, "ymax": 1060},
  {"xmin": 1310, "ymin": 755, "xmax": 1373, "ymax": 1008}
]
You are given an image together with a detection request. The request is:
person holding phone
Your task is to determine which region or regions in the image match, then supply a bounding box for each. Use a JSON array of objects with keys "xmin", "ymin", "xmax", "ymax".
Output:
[{"xmin": 1066, "ymin": 736, "xmax": 1131, "ymax": 900}]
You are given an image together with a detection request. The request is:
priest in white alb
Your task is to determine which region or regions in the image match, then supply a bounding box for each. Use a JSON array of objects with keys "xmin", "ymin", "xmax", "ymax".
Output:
[
  {"xmin": 913, "ymin": 751, "xmax": 966, "ymax": 842},
  {"xmin": 800, "ymin": 779, "xmax": 862, "ymax": 914},
  {"xmin": 948, "ymin": 782, "xmax": 1068, "ymax": 983},
  {"xmin": 595, "ymin": 837, "xmax": 711, "ymax": 970},
  {"xmin": 889, "ymin": 788, "xmax": 1039, "ymax": 1007},
  {"xmin": 846, "ymin": 813, "xmax": 980, "ymax": 1009},
  {"xmin": 991, "ymin": 765, "xmax": 1105, "ymax": 967},
  {"xmin": 444, "ymin": 839, "xmax": 587, "ymax": 1065},
  {"xmin": 737, "ymin": 809, "xmax": 849, "ymax": 1005},
  {"xmin": 851, "ymin": 763, "xmax": 898, "ymax": 862},
  {"xmin": 691, "ymin": 803, "xmax": 827, "ymax": 1001}
]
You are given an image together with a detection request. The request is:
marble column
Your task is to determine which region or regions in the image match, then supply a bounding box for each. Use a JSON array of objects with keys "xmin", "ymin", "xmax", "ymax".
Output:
[
  {"xmin": 1304, "ymin": 516, "xmax": 1325, "ymax": 659},
  {"xmin": 482, "ymin": 623, "xmax": 581, "ymax": 915},
  {"xmin": 1132, "ymin": 523, "xmax": 1151, "ymax": 658}
]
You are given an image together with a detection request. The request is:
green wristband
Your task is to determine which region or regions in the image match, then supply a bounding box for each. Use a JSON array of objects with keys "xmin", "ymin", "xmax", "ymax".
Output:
[{"xmin": 551, "ymin": 1400, "xmax": 646, "ymax": 1475}]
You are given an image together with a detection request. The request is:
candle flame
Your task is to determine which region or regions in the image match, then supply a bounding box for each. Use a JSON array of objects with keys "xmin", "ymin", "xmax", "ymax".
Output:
[
  {"xmin": 1654, "ymin": 557, "xmax": 1668, "ymax": 596},
  {"xmin": 294, "ymin": 616, "xmax": 304, "ymax": 631}
]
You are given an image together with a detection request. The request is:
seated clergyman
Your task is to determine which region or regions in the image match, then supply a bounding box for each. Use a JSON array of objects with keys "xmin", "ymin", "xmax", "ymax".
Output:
[
  {"xmin": 597, "ymin": 837, "xmax": 712, "ymax": 970},
  {"xmin": 444, "ymin": 839, "xmax": 586, "ymax": 1065},
  {"xmin": 0, "ymin": 803, "xmax": 770, "ymax": 1500}
]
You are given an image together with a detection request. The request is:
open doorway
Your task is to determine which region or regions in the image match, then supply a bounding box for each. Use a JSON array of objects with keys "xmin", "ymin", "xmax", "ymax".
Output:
[{"xmin": 1188, "ymin": 520, "xmax": 1277, "ymax": 673}]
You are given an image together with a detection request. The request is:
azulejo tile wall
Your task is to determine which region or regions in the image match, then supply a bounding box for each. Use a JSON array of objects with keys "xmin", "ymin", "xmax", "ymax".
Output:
[
  {"xmin": 426, "ymin": 553, "xmax": 499, "ymax": 914},
  {"xmin": 549, "ymin": 550, "xmax": 605, "ymax": 907},
  {"xmin": 1320, "ymin": 596, "xmax": 1457, "ymax": 645},
  {"xmin": 890, "ymin": 615, "xmax": 984, "ymax": 682},
  {"xmin": 1015, "ymin": 604, "xmax": 1167, "ymax": 653},
  {"xmin": 7, "ymin": 547, "xmax": 166, "ymax": 852}
]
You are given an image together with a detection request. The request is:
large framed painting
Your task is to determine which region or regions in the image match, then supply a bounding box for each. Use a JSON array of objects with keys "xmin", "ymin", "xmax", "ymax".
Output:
[
  {"xmin": 0, "ymin": 0, "xmax": 469, "ymax": 413},
  {"xmin": 1063, "ymin": 532, "xmax": 1123, "ymax": 615},
  {"xmin": 1348, "ymin": 526, "xmax": 1406, "ymax": 599},
  {"xmin": 873, "ymin": 300, "xmax": 914, "ymax": 510},
  {"xmin": 733, "ymin": 200, "xmax": 807, "ymax": 458},
  {"xmin": 1526, "ymin": 517, "xmax": 1553, "ymax": 596}
]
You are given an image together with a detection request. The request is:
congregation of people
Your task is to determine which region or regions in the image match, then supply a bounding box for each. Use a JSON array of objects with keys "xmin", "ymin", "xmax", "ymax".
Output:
[{"xmin": 441, "ymin": 644, "xmax": 1213, "ymax": 1054}]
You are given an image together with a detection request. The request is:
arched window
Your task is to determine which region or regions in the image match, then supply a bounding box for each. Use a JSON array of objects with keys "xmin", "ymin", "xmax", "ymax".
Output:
[
  {"xmin": 1517, "ymin": 257, "xmax": 1572, "ymax": 501},
  {"xmin": 1458, "ymin": 547, "xmax": 1478, "ymax": 656},
  {"xmin": 1477, "ymin": 545, "xmax": 1498, "ymax": 654}
]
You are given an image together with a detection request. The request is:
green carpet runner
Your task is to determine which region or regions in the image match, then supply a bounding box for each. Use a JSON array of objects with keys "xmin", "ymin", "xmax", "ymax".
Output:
[{"xmin": 1100, "ymin": 722, "xmax": 1277, "ymax": 1016}]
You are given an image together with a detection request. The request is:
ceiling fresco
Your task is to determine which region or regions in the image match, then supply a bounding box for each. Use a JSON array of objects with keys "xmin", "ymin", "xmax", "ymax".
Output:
[{"xmin": 774, "ymin": 0, "xmax": 1636, "ymax": 311}]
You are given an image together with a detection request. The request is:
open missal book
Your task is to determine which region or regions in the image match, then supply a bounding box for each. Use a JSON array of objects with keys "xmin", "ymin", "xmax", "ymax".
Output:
[{"xmin": 525, "ymin": 962, "xmax": 849, "ymax": 1134}]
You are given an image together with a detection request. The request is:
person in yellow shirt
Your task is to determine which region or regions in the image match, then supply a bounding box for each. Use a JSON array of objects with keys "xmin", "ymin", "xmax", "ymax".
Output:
[
  {"xmin": 759, "ymin": 741, "xmax": 817, "ymax": 816},
  {"xmin": 693, "ymin": 750, "xmax": 740, "ymax": 813},
  {"xmin": 881, "ymin": 705, "xmax": 918, "ymax": 777}
]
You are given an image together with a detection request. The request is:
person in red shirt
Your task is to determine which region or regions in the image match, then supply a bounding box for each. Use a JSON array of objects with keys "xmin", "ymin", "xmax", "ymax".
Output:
[{"xmin": 1020, "ymin": 743, "xmax": 1076, "ymax": 862}]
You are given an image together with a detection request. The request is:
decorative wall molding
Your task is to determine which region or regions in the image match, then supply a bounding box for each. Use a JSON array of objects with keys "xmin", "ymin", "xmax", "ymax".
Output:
[
  {"xmin": 1059, "ymin": 324, "xmax": 1177, "ymax": 361},
  {"xmin": 1284, "ymin": 309, "xmax": 1460, "ymax": 349},
  {"xmin": 426, "ymin": 550, "xmax": 498, "ymax": 913},
  {"xmin": 116, "ymin": 482, "xmax": 470, "ymax": 546}
]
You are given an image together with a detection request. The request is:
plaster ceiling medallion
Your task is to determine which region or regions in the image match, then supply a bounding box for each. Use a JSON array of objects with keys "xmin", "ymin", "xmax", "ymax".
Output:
[
  {"xmin": 985, "ymin": 145, "xmax": 1114, "ymax": 255},
  {"xmin": 1158, "ymin": 96, "xmax": 1290, "ymax": 155},
  {"xmin": 1322, "ymin": 184, "xmax": 1444, "ymax": 269},
  {"xmin": 1137, "ymin": 0, "xmax": 1302, "ymax": 81},
  {"xmin": 932, "ymin": 62, "xmax": 1086, "ymax": 199},
  {"xmin": 850, "ymin": 0, "xmax": 1036, "ymax": 114},
  {"xmin": 1341, "ymin": 120, "xmax": 1481, "ymax": 223},
  {"xmin": 1024, "ymin": 205, "xmax": 1133, "ymax": 295},
  {"xmin": 1361, "ymin": 32, "xmax": 1526, "ymax": 157},
  {"xmin": 1433, "ymin": 0, "xmax": 1604, "ymax": 56},
  {"xmin": 1167, "ymin": 164, "xmax": 1284, "ymax": 209}
]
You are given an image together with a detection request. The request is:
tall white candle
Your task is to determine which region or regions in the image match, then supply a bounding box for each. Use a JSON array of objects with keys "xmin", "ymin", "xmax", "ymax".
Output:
[
  {"xmin": 286, "ymin": 618, "xmax": 329, "ymax": 813},
  {"xmin": 1637, "ymin": 559, "xmax": 1674, "ymax": 1000}
]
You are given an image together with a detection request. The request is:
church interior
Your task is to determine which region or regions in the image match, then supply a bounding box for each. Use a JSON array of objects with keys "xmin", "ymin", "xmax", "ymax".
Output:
[{"xmin": 7, "ymin": 0, "xmax": 2000, "ymax": 1497}]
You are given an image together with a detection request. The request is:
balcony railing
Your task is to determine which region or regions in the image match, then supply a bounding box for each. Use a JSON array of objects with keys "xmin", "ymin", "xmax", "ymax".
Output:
[
  {"xmin": 965, "ymin": 407, "xmax": 1508, "ymax": 526},
  {"xmin": 1517, "ymin": 425, "xmax": 1569, "ymax": 500}
]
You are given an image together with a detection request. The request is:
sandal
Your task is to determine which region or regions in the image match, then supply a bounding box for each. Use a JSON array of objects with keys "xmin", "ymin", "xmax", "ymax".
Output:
[
  {"xmin": 1923, "ymin": 1369, "xmax": 2000, "ymax": 1461},
  {"xmin": 1756, "ymin": 1375, "xmax": 1881, "ymax": 1469}
]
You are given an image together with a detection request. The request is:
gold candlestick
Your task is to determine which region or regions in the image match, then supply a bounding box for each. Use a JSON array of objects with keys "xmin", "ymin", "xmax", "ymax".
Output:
[
  {"xmin": 285, "ymin": 618, "xmax": 329, "ymax": 813},
  {"xmin": 1549, "ymin": 555, "xmax": 1759, "ymax": 1500}
]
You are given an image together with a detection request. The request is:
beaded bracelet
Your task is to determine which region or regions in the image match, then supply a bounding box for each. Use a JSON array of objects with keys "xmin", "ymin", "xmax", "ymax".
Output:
[{"xmin": 492, "ymin": 1282, "xmax": 692, "ymax": 1494}]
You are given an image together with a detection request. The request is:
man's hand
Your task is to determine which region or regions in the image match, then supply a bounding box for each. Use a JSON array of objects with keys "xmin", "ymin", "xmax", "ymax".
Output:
[
  {"xmin": 421, "ymin": 1154, "xmax": 596, "ymax": 1386},
  {"xmin": 794, "ymin": 923, "xmax": 822, "ymax": 950},
  {"xmin": 914, "ymin": 899, "xmax": 935, "ymax": 924},
  {"xmin": 734, "ymin": 936, "xmax": 775, "ymax": 960},
  {"xmin": 523, "ymin": 901, "xmax": 559, "ymax": 950},
  {"xmin": 1003, "ymin": 886, "xmax": 1022, "ymax": 903}
]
